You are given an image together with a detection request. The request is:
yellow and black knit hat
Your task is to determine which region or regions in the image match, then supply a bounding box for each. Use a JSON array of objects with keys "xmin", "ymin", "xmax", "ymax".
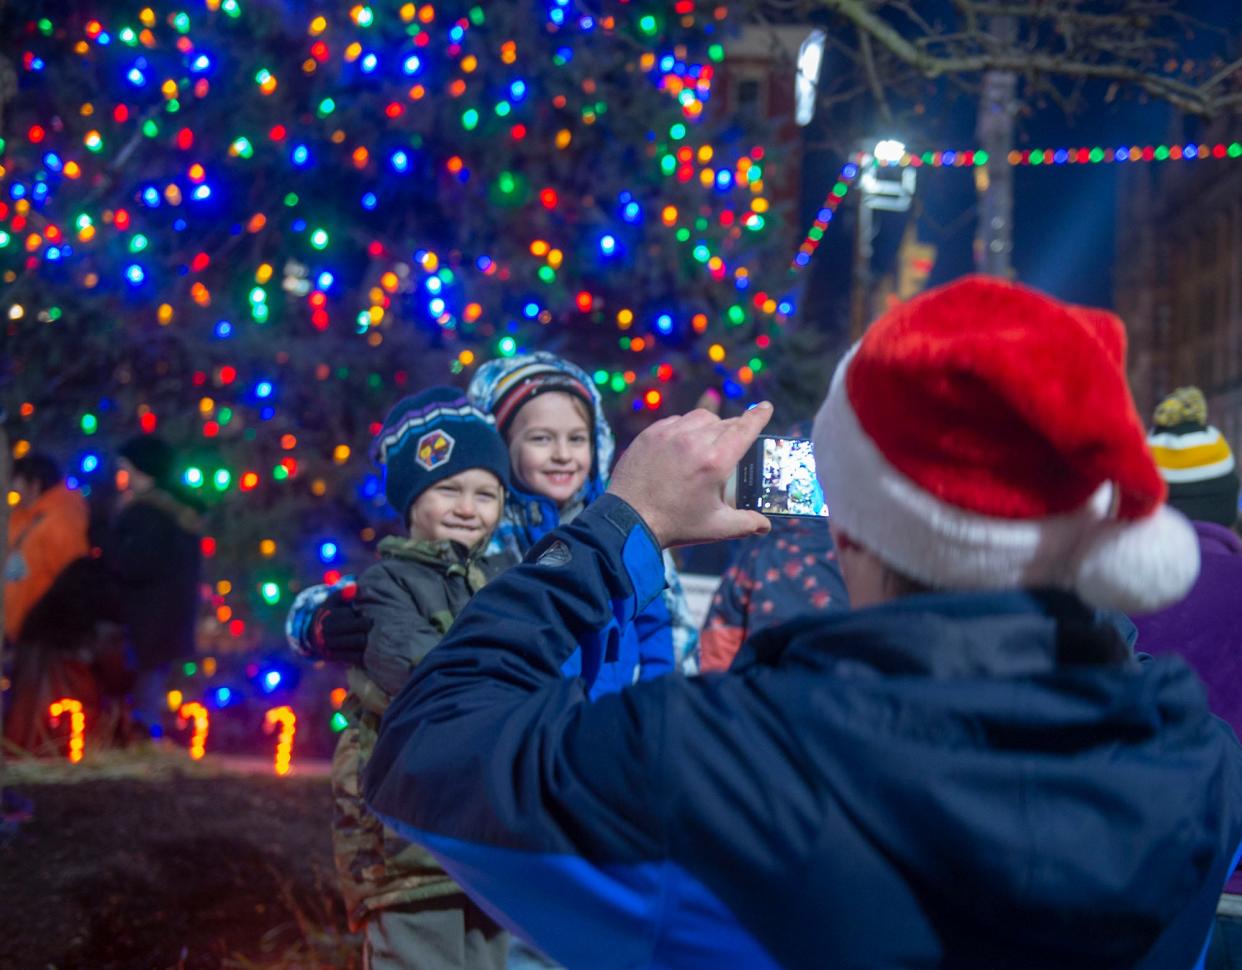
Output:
[{"xmin": 1148, "ymin": 387, "xmax": 1239, "ymax": 526}]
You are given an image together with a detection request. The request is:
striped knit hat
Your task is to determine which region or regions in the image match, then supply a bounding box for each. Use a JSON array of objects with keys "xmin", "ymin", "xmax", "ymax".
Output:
[
  {"xmin": 1148, "ymin": 387, "xmax": 1240, "ymax": 527},
  {"xmin": 813, "ymin": 276, "xmax": 1200, "ymax": 614},
  {"xmin": 371, "ymin": 386, "xmax": 510, "ymax": 520},
  {"xmin": 482, "ymin": 356, "xmax": 595, "ymax": 438}
]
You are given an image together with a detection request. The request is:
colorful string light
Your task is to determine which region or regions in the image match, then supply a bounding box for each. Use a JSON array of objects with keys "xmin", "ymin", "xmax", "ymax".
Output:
[{"xmin": 793, "ymin": 140, "xmax": 1242, "ymax": 273}]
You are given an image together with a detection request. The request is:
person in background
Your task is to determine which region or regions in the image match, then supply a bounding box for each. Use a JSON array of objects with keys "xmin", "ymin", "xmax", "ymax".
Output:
[
  {"xmin": 1136, "ymin": 386, "xmax": 1242, "ymax": 929},
  {"xmin": 338, "ymin": 387, "xmax": 515, "ymax": 970},
  {"xmin": 364, "ymin": 277, "xmax": 1242, "ymax": 969},
  {"xmin": 106, "ymin": 435, "xmax": 203, "ymax": 732},
  {"xmin": 3, "ymin": 452, "xmax": 91, "ymax": 751},
  {"xmin": 699, "ymin": 421, "xmax": 849, "ymax": 672},
  {"xmin": 4, "ymin": 453, "xmax": 89, "ymax": 644}
]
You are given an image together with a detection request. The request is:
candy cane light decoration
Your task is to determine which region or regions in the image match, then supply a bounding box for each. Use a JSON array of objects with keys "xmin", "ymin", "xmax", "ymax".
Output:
[
  {"xmin": 178, "ymin": 702, "xmax": 210, "ymax": 760},
  {"xmin": 48, "ymin": 698, "xmax": 85, "ymax": 764},
  {"xmin": 264, "ymin": 705, "xmax": 297, "ymax": 776}
]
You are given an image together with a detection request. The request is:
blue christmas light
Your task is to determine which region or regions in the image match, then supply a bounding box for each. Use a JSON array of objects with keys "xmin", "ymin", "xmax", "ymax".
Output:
[
  {"xmin": 317, "ymin": 271, "xmax": 335, "ymax": 290},
  {"xmin": 391, "ymin": 150, "xmax": 410, "ymax": 173},
  {"xmin": 403, "ymin": 54, "xmax": 422, "ymax": 75},
  {"xmin": 600, "ymin": 234, "xmax": 617, "ymax": 256},
  {"xmin": 81, "ymin": 453, "xmax": 99, "ymax": 473},
  {"xmin": 191, "ymin": 185, "xmax": 211, "ymax": 201},
  {"xmin": 523, "ymin": 302, "xmax": 540, "ymax": 319},
  {"xmin": 656, "ymin": 313, "xmax": 673, "ymax": 334},
  {"xmin": 43, "ymin": 152, "xmax": 63, "ymax": 172},
  {"xmin": 360, "ymin": 52, "xmax": 378, "ymax": 73},
  {"xmin": 125, "ymin": 264, "xmax": 145, "ymax": 285},
  {"xmin": 141, "ymin": 186, "xmax": 160, "ymax": 207},
  {"xmin": 361, "ymin": 191, "xmax": 378, "ymax": 210},
  {"xmin": 262, "ymin": 670, "xmax": 282, "ymax": 692},
  {"xmin": 428, "ymin": 297, "xmax": 446, "ymax": 316},
  {"xmin": 255, "ymin": 380, "xmax": 274, "ymax": 399},
  {"xmin": 319, "ymin": 540, "xmax": 339, "ymax": 562},
  {"xmin": 622, "ymin": 201, "xmax": 641, "ymax": 223},
  {"xmin": 214, "ymin": 686, "xmax": 232, "ymax": 706},
  {"xmin": 510, "ymin": 79, "xmax": 527, "ymax": 101},
  {"xmin": 291, "ymin": 144, "xmax": 310, "ymax": 167},
  {"xmin": 215, "ymin": 320, "xmax": 233, "ymax": 338},
  {"xmin": 126, "ymin": 63, "xmax": 147, "ymax": 87},
  {"xmin": 190, "ymin": 53, "xmax": 212, "ymax": 73}
]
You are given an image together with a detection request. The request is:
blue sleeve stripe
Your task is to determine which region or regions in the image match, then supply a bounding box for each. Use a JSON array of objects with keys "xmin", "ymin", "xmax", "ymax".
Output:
[
  {"xmin": 622, "ymin": 523, "xmax": 666, "ymax": 612},
  {"xmin": 373, "ymin": 816, "xmax": 779, "ymax": 970}
]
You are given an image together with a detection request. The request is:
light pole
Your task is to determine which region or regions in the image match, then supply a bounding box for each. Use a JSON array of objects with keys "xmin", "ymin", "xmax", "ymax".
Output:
[{"xmin": 851, "ymin": 140, "xmax": 917, "ymax": 337}]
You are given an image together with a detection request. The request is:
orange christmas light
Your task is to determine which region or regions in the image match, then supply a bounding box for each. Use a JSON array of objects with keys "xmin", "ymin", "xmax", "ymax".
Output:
[
  {"xmin": 264, "ymin": 705, "xmax": 297, "ymax": 776},
  {"xmin": 49, "ymin": 698, "xmax": 85, "ymax": 763},
  {"xmin": 178, "ymin": 702, "xmax": 210, "ymax": 760}
]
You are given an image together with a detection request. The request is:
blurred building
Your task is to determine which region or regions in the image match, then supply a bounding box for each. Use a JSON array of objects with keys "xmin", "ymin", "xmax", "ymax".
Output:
[{"xmin": 1115, "ymin": 114, "xmax": 1242, "ymax": 456}]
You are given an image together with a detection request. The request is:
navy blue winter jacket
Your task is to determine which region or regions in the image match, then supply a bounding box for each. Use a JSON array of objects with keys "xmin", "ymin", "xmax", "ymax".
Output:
[{"xmin": 366, "ymin": 495, "xmax": 1242, "ymax": 969}]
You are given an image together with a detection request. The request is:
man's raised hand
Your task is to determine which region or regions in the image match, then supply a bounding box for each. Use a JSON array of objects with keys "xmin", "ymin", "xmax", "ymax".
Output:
[{"xmin": 608, "ymin": 402, "xmax": 774, "ymax": 548}]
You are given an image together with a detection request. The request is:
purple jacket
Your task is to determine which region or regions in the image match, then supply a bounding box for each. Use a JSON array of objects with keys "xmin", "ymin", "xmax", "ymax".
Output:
[{"xmin": 1133, "ymin": 520, "xmax": 1242, "ymax": 894}]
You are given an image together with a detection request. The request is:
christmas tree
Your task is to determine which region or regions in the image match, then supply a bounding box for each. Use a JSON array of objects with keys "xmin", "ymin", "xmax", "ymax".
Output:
[{"xmin": 1, "ymin": 0, "xmax": 793, "ymax": 705}]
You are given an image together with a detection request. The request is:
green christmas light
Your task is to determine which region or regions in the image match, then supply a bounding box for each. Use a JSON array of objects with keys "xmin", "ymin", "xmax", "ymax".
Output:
[
  {"xmin": 272, "ymin": 464, "xmax": 289, "ymax": 481},
  {"xmin": 317, "ymin": 97, "xmax": 336, "ymax": 118},
  {"xmin": 129, "ymin": 234, "xmax": 148, "ymax": 253},
  {"xmin": 462, "ymin": 108, "xmax": 480, "ymax": 131},
  {"xmin": 81, "ymin": 413, "xmax": 98, "ymax": 434},
  {"xmin": 727, "ymin": 305, "xmax": 746, "ymax": 325},
  {"xmin": 142, "ymin": 120, "xmax": 160, "ymax": 138},
  {"xmin": 310, "ymin": 228, "xmax": 330, "ymax": 250},
  {"xmin": 184, "ymin": 466, "xmax": 205, "ymax": 488},
  {"xmin": 231, "ymin": 136, "xmax": 254, "ymax": 158},
  {"xmin": 260, "ymin": 581, "xmax": 281, "ymax": 605},
  {"xmin": 213, "ymin": 469, "xmax": 231, "ymax": 491},
  {"xmin": 172, "ymin": 11, "xmax": 190, "ymax": 33},
  {"xmin": 183, "ymin": 661, "xmax": 198, "ymax": 676},
  {"xmin": 498, "ymin": 336, "xmax": 517, "ymax": 357},
  {"xmin": 708, "ymin": 43, "xmax": 724, "ymax": 63},
  {"xmin": 638, "ymin": 14, "xmax": 658, "ymax": 35},
  {"xmin": 331, "ymin": 712, "xmax": 349, "ymax": 732}
]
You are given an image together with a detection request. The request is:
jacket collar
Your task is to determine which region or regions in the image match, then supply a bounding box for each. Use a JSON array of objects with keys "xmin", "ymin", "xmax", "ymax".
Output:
[{"xmin": 733, "ymin": 589, "xmax": 1133, "ymax": 681}]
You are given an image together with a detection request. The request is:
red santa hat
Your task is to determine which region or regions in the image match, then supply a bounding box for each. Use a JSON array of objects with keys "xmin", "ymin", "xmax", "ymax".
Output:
[{"xmin": 812, "ymin": 275, "xmax": 1199, "ymax": 613}]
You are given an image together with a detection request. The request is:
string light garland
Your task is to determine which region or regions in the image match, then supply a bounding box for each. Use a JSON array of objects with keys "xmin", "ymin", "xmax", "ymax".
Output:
[{"xmin": 793, "ymin": 140, "xmax": 1242, "ymax": 273}]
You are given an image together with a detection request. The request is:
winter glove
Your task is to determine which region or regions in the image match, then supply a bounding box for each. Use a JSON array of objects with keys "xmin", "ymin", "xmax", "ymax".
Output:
[{"xmin": 285, "ymin": 577, "xmax": 372, "ymax": 664}]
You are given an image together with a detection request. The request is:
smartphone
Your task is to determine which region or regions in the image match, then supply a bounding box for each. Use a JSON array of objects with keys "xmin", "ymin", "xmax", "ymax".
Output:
[{"xmin": 730, "ymin": 435, "xmax": 829, "ymax": 518}]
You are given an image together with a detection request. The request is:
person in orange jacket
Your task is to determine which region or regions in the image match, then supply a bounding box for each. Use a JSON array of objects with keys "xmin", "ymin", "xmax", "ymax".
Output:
[{"xmin": 5, "ymin": 453, "xmax": 89, "ymax": 643}]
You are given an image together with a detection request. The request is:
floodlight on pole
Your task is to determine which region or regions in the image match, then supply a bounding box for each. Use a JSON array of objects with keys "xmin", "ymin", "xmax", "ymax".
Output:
[
  {"xmin": 873, "ymin": 139, "xmax": 907, "ymax": 165},
  {"xmin": 795, "ymin": 29, "xmax": 826, "ymax": 127}
]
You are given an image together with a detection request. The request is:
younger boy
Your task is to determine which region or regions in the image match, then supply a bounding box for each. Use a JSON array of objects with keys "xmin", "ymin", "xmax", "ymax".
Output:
[{"xmin": 332, "ymin": 386, "xmax": 513, "ymax": 970}]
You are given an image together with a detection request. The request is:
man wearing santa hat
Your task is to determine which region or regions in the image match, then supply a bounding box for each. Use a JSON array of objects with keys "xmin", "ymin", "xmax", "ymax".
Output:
[{"xmin": 367, "ymin": 277, "xmax": 1242, "ymax": 969}]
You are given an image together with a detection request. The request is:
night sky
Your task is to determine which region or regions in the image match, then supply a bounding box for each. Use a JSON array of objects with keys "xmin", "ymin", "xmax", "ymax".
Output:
[{"xmin": 796, "ymin": 1, "xmax": 1242, "ymax": 316}]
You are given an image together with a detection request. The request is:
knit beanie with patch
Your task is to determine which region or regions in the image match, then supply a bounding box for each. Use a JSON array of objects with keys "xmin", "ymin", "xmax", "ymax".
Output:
[{"xmin": 371, "ymin": 386, "xmax": 510, "ymax": 520}]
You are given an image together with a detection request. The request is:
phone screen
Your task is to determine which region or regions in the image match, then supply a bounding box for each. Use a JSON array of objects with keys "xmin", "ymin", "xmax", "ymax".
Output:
[{"xmin": 731, "ymin": 435, "xmax": 828, "ymax": 517}]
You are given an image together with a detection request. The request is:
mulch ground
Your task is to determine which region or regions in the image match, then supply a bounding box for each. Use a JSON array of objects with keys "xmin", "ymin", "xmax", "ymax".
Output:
[{"xmin": 0, "ymin": 751, "xmax": 360, "ymax": 970}]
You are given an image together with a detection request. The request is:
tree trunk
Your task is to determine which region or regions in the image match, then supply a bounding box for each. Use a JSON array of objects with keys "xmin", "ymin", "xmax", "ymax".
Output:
[{"xmin": 974, "ymin": 17, "xmax": 1017, "ymax": 277}]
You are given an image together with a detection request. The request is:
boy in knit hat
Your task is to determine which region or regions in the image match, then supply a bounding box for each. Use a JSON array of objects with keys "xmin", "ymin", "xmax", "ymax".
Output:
[
  {"xmin": 1137, "ymin": 387, "xmax": 1242, "ymax": 904},
  {"xmin": 332, "ymin": 386, "xmax": 514, "ymax": 970},
  {"xmin": 367, "ymin": 277, "xmax": 1242, "ymax": 968}
]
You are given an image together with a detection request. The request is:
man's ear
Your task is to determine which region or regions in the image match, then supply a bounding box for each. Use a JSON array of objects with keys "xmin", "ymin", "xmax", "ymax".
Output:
[{"xmin": 832, "ymin": 526, "xmax": 864, "ymax": 553}]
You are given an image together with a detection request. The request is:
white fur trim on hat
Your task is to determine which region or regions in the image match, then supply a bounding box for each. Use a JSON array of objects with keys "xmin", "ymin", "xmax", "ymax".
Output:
[{"xmin": 813, "ymin": 349, "xmax": 1200, "ymax": 613}]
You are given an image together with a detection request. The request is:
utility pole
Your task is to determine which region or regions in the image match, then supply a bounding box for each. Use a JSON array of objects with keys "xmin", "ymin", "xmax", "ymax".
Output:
[{"xmin": 974, "ymin": 16, "xmax": 1018, "ymax": 277}]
